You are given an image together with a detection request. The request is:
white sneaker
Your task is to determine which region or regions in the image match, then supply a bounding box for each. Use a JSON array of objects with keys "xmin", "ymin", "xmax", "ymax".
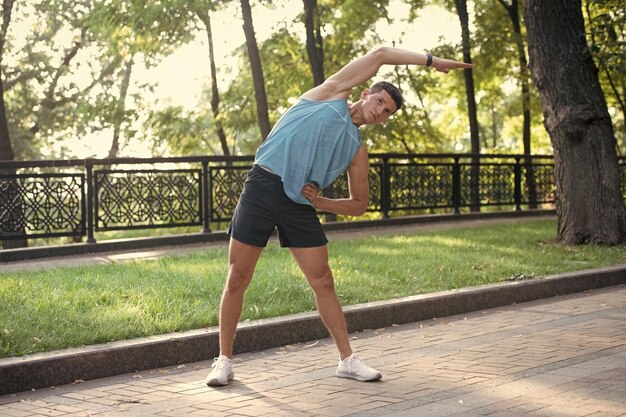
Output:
[
  {"xmin": 336, "ymin": 354, "xmax": 382, "ymax": 382},
  {"xmin": 206, "ymin": 355, "xmax": 234, "ymax": 386}
]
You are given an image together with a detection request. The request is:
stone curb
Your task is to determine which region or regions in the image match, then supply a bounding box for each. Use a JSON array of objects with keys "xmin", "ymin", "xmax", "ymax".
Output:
[{"xmin": 1, "ymin": 263, "xmax": 624, "ymax": 395}]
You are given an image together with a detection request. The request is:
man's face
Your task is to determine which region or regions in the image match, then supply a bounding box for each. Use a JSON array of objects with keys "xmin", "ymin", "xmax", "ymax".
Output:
[{"xmin": 361, "ymin": 89, "xmax": 398, "ymax": 125}]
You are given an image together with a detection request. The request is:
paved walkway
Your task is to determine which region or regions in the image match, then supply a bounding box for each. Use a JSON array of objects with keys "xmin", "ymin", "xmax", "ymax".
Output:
[{"xmin": 1, "ymin": 285, "xmax": 624, "ymax": 417}]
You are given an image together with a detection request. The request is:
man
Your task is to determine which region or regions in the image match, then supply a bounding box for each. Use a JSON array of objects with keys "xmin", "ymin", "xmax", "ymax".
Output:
[{"xmin": 207, "ymin": 47, "xmax": 471, "ymax": 386}]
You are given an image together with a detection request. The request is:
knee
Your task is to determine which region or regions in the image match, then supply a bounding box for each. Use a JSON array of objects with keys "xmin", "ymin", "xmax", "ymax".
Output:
[
  {"xmin": 308, "ymin": 268, "xmax": 336, "ymax": 294},
  {"xmin": 224, "ymin": 266, "xmax": 252, "ymax": 295}
]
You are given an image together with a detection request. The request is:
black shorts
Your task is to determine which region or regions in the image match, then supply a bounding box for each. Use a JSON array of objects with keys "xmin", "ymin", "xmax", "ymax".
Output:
[{"xmin": 227, "ymin": 165, "xmax": 328, "ymax": 248}]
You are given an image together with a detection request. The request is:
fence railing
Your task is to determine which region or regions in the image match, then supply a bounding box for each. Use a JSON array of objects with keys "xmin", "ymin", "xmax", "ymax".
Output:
[{"xmin": 1, "ymin": 154, "xmax": 623, "ymax": 243}]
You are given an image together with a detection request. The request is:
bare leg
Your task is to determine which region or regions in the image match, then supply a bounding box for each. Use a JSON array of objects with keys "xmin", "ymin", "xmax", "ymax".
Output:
[
  {"xmin": 290, "ymin": 245, "xmax": 353, "ymax": 360},
  {"xmin": 219, "ymin": 238, "xmax": 263, "ymax": 358}
]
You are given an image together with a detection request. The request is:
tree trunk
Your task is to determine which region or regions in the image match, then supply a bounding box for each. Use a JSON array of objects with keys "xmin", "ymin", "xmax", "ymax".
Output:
[
  {"xmin": 196, "ymin": 8, "xmax": 229, "ymax": 155},
  {"xmin": 498, "ymin": 0, "xmax": 537, "ymax": 208},
  {"xmin": 0, "ymin": 75, "xmax": 25, "ymax": 250},
  {"xmin": 302, "ymin": 0, "xmax": 336, "ymax": 222},
  {"xmin": 303, "ymin": 0, "xmax": 324, "ymax": 87},
  {"xmin": 453, "ymin": 0, "xmax": 480, "ymax": 211},
  {"xmin": 0, "ymin": 0, "xmax": 27, "ymax": 249},
  {"xmin": 524, "ymin": 0, "xmax": 626, "ymax": 244},
  {"xmin": 108, "ymin": 57, "xmax": 133, "ymax": 159},
  {"xmin": 604, "ymin": 68, "xmax": 626, "ymax": 153},
  {"xmin": 30, "ymin": 32, "xmax": 84, "ymax": 136},
  {"xmin": 0, "ymin": 0, "xmax": 15, "ymax": 162},
  {"xmin": 240, "ymin": 0, "xmax": 271, "ymax": 141},
  {"xmin": 0, "ymin": 76, "xmax": 12, "ymax": 163}
]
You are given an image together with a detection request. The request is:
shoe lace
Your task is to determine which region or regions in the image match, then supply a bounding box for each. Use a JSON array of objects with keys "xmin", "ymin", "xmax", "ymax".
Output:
[
  {"xmin": 345, "ymin": 354, "xmax": 360, "ymax": 372},
  {"xmin": 211, "ymin": 357, "xmax": 227, "ymax": 370}
]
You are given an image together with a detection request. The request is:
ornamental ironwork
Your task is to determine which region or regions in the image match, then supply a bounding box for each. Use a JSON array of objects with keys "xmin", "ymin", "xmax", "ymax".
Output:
[
  {"xmin": 95, "ymin": 170, "xmax": 201, "ymax": 230},
  {"xmin": 522, "ymin": 164, "xmax": 556, "ymax": 204},
  {"xmin": 621, "ymin": 161, "xmax": 626, "ymax": 199},
  {"xmin": 460, "ymin": 163, "xmax": 516, "ymax": 206},
  {"xmin": 5, "ymin": 153, "xmax": 612, "ymax": 244},
  {"xmin": 0, "ymin": 174, "xmax": 84, "ymax": 239},
  {"xmin": 389, "ymin": 163, "xmax": 454, "ymax": 210},
  {"xmin": 368, "ymin": 164, "xmax": 383, "ymax": 211},
  {"xmin": 209, "ymin": 166, "xmax": 248, "ymax": 222},
  {"xmin": 320, "ymin": 164, "xmax": 383, "ymax": 211}
]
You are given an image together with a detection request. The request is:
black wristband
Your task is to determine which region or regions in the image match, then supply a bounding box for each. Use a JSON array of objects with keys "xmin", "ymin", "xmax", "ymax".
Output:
[{"xmin": 426, "ymin": 53, "xmax": 433, "ymax": 67}]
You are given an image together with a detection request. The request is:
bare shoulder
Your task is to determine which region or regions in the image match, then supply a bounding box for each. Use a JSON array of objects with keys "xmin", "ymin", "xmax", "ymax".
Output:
[{"xmin": 300, "ymin": 78, "xmax": 352, "ymax": 102}]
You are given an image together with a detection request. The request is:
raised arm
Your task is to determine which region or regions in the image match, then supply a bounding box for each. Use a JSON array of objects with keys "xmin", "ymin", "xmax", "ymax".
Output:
[{"xmin": 301, "ymin": 46, "xmax": 472, "ymax": 102}]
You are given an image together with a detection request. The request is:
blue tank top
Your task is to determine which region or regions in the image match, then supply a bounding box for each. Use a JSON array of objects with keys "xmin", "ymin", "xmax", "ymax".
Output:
[{"xmin": 254, "ymin": 98, "xmax": 362, "ymax": 205}]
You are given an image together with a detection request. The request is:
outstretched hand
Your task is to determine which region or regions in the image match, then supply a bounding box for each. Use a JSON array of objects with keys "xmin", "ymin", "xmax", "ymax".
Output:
[{"xmin": 432, "ymin": 57, "xmax": 472, "ymax": 74}]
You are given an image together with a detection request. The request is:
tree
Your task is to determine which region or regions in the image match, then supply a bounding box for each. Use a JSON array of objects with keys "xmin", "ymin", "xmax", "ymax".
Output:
[
  {"xmin": 523, "ymin": 0, "xmax": 625, "ymax": 244},
  {"xmin": 318, "ymin": 0, "xmax": 390, "ymax": 79},
  {"xmin": 195, "ymin": 2, "xmax": 230, "ymax": 155},
  {"xmin": 87, "ymin": 0, "xmax": 203, "ymax": 159},
  {"xmin": 145, "ymin": 106, "xmax": 226, "ymax": 156},
  {"xmin": 584, "ymin": 0, "xmax": 626, "ymax": 153},
  {"xmin": 93, "ymin": 0, "xmax": 237, "ymax": 157},
  {"xmin": 2, "ymin": 1, "xmax": 142, "ymax": 161},
  {"xmin": 222, "ymin": 0, "xmax": 392, "ymax": 151},
  {"xmin": 303, "ymin": 0, "xmax": 324, "ymax": 87},
  {"xmin": 0, "ymin": 0, "xmax": 27, "ymax": 250},
  {"xmin": 452, "ymin": 0, "xmax": 479, "ymax": 154},
  {"xmin": 453, "ymin": 0, "xmax": 480, "ymax": 210},
  {"xmin": 496, "ymin": 0, "xmax": 531, "ymax": 154},
  {"xmin": 240, "ymin": 0, "xmax": 271, "ymax": 140},
  {"xmin": 108, "ymin": 57, "xmax": 134, "ymax": 159},
  {"xmin": 0, "ymin": 0, "xmax": 16, "ymax": 163},
  {"xmin": 2, "ymin": 0, "xmax": 115, "ymax": 248},
  {"xmin": 495, "ymin": 0, "xmax": 537, "ymax": 207}
]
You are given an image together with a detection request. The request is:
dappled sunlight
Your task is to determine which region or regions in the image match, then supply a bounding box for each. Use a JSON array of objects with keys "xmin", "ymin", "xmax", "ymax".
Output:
[
  {"xmin": 349, "ymin": 244, "xmax": 405, "ymax": 257},
  {"xmin": 443, "ymin": 373, "xmax": 622, "ymax": 416},
  {"xmin": 98, "ymin": 303, "xmax": 146, "ymax": 325},
  {"xmin": 420, "ymin": 234, "xmax": 473, "ymax": 249},
  {"xmin": 156, "ymin": 261, "xmax": 226, "ymax": 277},
  {"xmin": 4, "ymin": 219, "xmax": 626, "ymax": 357}
]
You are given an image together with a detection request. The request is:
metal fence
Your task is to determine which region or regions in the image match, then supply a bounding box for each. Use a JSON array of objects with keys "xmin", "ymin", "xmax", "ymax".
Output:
[{"xmin": 1, "ymin": 154, "xmax": 624, "ymax": 243}]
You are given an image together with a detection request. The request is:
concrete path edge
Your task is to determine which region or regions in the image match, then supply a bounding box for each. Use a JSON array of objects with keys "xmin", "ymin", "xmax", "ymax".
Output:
[{"xmin": 0, "ymin": 263, "xmax": 624, "ymax": 395}]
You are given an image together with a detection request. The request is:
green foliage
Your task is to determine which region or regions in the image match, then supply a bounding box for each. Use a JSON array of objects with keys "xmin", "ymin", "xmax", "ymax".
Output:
[
  {"xmin": 86, "ymin": 0, "xmax": 197, "ymax": 59},
  {"xmin": 4, "ymin": 0, "xmax": 623, "ymax": 160},
  {"xmin": 261, "ymin": 27, "xmax": 311, "ymax": 113},
  {"xmin": 3, "ymin": 1, "xmax": 142, "ymax": 159},
  {"xmin": 472, "ymin": 0, "xmax": 540, "ymax": 152},
  {"xmin": 219, "ymin": 47, "xmax": 265, "ymax": 155},
  {"xmin": 2, "ymin": 0, "xmax": 211, "ymax": 160},
  {"xmin": 145, "ymin": 106, "xmax": 220, "ymax": 155},
  {"xmin": 415, "ymin": 0, "xmax": 552, "ymax": 154},
  {"xmin": 5, "ymin": 2, "xmax": 96, "ymax": 158},
  {"xmin": 320, "ymin": 0, "xmax": 390, "ymax": 87},
  {"xmin": 365, "ymin": 66, "xmax": 457, "ymax": 153},
  {"xmin": 584, "ymin": 0, "xmax": 626, "ymax": 151},
  {"xmin": 215, "ymin": 0, "xmax": 393, "ymax": 152},
  {"xmin": 217, "ymin": 25, "xmax": 312, "ymax": 152}
]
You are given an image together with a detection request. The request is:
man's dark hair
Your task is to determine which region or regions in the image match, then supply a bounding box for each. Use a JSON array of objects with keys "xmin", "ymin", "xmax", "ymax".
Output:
[{"xmin": 369, "ymin": 81, "xmax": 403, "ymax": 113}]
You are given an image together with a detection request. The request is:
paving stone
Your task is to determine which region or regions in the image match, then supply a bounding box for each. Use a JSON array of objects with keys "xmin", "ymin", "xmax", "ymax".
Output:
[{"xmin": 1, "ymin": 284, "xmax": 625, "ymax": 417}]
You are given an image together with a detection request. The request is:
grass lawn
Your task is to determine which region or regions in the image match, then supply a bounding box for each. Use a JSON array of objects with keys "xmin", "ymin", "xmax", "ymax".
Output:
[{"xmin": 0, "ymin": 218, "xmax": 624, "ymax": 358}]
